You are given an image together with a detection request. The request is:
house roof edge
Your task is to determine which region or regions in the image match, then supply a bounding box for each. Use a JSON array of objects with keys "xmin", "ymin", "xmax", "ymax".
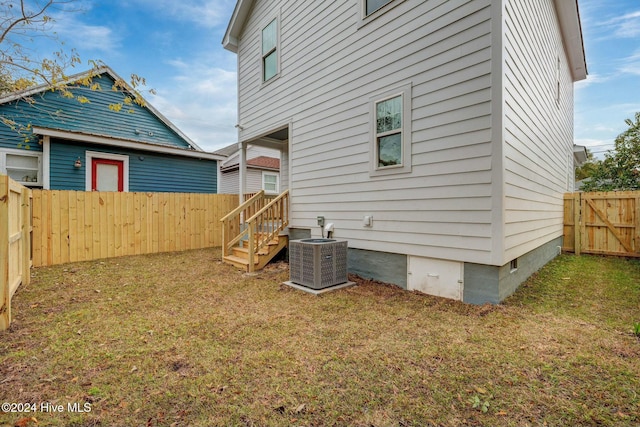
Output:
[
  {"xmin": 223, "ymin": 0, "xmax": 254, "ymax": 52},
  {"xmin": 555, "ymin": 0, "xmax": 588, "ymax": 81},
  {"xmin": 0, "ymin": 65, "xmax": 206, "ymax": 152}
]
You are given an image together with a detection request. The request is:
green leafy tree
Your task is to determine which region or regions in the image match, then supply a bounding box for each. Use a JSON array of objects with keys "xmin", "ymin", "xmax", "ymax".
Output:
[
  {"xmin": 0, "ymin": 1, "xmax": 152, "ymax": 119},
  {"xmin": 581, "ymin": 113, "xmax": 640, "ymax": 192}
]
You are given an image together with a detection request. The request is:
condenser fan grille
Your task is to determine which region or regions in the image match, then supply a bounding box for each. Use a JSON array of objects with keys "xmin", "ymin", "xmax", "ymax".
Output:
[{"xmin": 289, "ymin": 239, "xmax": 348, "ymax": 289}]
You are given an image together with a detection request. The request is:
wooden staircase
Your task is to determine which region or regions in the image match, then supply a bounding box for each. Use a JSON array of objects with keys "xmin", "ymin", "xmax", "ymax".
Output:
[{"xmin": 220, "ymin": 190, "xmax": 290, "ymax": 272}]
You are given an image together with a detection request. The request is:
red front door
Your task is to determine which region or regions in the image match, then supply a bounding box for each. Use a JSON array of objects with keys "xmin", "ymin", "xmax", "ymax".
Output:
[{"xmin": 92, "ymin": 158, "xmax": 124, "ymax": 191}]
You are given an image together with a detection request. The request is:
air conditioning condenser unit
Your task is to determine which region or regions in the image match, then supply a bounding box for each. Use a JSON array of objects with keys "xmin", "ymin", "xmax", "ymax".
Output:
[{"xmin": 289, "ymin": 238, "xmax": 348, "ymax": 289}]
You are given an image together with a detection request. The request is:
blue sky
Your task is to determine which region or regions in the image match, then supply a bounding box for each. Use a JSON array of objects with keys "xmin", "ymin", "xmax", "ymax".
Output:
[
  {"xmin": 20, "ymin": 0, "xmax": 640, "ymax": 155},
  {"xmin": 575, "ymin": 0, "xmax": 640, "ymax": 158}
]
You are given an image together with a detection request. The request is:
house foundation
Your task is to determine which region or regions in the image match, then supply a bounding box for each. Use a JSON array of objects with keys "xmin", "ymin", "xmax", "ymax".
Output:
[{"xmin": 286, "ymin": 228, "xmax": 562, "ymax": 304}]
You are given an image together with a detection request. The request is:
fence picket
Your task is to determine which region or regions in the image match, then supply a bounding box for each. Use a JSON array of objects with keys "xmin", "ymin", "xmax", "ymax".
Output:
[
  {"xmin": 564, "ymin": 191, "xmax": 640, "ymax": 257},
  {"xmin": 0, "ymin": 176, "xmax": 31, "ymax": 331},
  {"xmin": 30, "ymin": 190, "xmax": 238, "ymax": 267}
]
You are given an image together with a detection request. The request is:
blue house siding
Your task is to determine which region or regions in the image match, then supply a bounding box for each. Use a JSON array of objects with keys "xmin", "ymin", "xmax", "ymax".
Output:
[
  {"xmin": 1, "ymin": 75, "xmax": 191, "ymax": 149},
  {"xmin": 49, "ymin": 142, "xmax": 85, "ymax": 190},
  {"xmin": 0, "ymin": 109, "xmax": 44, "ymax": 152},
  {"xmin": 50, "ymin": 140, "xmax": 218, "ymax": 193},
  {"xmin": 2, "ymin": 68, "xmax": 222, "ymax": 192}
]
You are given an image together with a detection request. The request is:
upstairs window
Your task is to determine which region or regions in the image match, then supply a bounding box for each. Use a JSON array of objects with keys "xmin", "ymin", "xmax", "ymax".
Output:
[
  {"xmin": 365, "ymin": 0, "xmax": 393, "ymax": 16},
  {"xmin": 262, "ymin": 19, "xmax": 278, "ymax": 82}
]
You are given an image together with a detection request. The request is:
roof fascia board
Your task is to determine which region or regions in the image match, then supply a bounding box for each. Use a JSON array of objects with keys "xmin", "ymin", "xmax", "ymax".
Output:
[
  {"xmin": 32, "ymin": 127, "xmax": 224, "ymax": 161},
  {"xmin": 554, "ymin": 0, "xmax": 588, "ymax": 81},
  {"xmin": 223, "ymin": 0, "xmax": 253, "ymax": 52},
  {"xmin": 221, "ymin": 164, "xmax": 278, "ymax": 173}
]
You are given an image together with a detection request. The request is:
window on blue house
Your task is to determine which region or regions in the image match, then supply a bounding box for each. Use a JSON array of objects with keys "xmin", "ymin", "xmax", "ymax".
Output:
[{"xmin": 0, "ymin": 148, "xmax": 43, "ymax": 187}]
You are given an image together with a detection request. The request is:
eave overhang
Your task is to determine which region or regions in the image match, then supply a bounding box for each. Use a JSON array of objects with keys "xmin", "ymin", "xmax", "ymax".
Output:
[{"xmin": 554, "ymin": 0, "xmax": 588, "ymax": 81}]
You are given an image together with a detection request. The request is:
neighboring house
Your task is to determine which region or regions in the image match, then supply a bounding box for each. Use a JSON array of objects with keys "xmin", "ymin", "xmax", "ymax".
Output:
[
  {"xmin": 572, "ymin": 145, "xmax": 588, "ymax": 191},
  {"xmin": 222, "ymin": 0, "xmax": 587, "ymax": 303},
  {"xmin": 214, "ymin": 143, "xmax": 281, "ymax": 194},
  {"xmin": 0, "ymin": 66, "xmax": 223, "ymax": 193}
]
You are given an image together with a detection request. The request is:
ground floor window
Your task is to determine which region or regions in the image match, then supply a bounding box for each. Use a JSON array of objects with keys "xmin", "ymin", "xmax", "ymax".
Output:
[
  {"xmin": 369, "ymin": 83, "xmax": 412, "ymax": 176},
  {"xmin": 263, "ymin": 172, "xmax": 279, "ymax": 194},
  {"xmin": 0, "ymin": 148, "xmax": 43, "ymax": 187}
]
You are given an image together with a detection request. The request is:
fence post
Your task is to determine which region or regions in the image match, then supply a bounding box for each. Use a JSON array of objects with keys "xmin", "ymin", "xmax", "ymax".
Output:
[
  {"xmin": 573, "ymin": 192, "xmax": 581, "ymax": 256},
  {"xmin": 0, "ymin": 175, "xmax": 10, "ymax": 330},
  {"xmin": 22, "ymin": 187, "xmax": 31, "ymax": 287}
]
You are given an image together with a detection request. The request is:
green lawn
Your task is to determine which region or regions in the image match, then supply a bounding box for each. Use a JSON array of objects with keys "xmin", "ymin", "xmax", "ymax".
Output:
[{"xmin": 1, "ymin": 250, "xmax": 639, "ymax": 426}]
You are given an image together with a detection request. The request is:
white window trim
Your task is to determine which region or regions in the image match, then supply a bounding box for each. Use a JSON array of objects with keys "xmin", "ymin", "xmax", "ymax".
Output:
[
  {"xmin": 369, "ymin": 83, "xmax": 412, "ymax": 177},
  {"xmin": 262, "ymin": 171, "xmax": 279, "ymax": 194},
  {"xmin": 42, "ymin": 135, "xmax": 50, "ymax": 189},
  {"xmin": 85, "ymin": 151, "xmax": 130, "ymax": 192},
  {"xmin": 0, "ymin": 147, "xmax": 44, "ymax": 187},
  {"xmin": 261, "ymin": 11, "xmax": 281, "ymax": 86}
]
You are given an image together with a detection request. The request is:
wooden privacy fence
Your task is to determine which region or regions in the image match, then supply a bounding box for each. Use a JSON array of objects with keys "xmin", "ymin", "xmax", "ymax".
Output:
[
  {"xmin": 31, "ymin": 190, "xmax": 238, "ymax": 267},
  {"xmin": 0, "ymin": 175, "xmax": 31, "ymax": 331},
  {"xmin": 563, "ymin": 191, "xmax": 640, "ymax": 257}
]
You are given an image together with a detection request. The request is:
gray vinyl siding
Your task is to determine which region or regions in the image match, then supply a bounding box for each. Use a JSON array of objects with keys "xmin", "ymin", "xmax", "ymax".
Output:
[
  {"xmin": 502, "ymin": 0, "xmax": 574, "ymax": 263},
  {"xmin": 219, "ymin": 167, "xmax": 265, "ymax": 194},
  {"xmin": 238, "ymin": 0, "xmax": 495, "ymax": 264},
  {"xmin": 220, "ymin": 169, "xmax": 240, "ymax": 194}
]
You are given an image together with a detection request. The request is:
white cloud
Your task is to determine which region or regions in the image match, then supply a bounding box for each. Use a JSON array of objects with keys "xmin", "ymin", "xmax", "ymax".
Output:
[
  {"xmin": 575, "ymin": 73, "xmax": 609, "ymax": 90},
  {"xmin": 617, "ymin": 49, "xmax": 640, "ymax": 76},
  {"xmin": 46, "ymin": 10, "xmax": 122, "ymax": 54},
  {"xmin": 58, "ymin": 23, "xmax": 119, "ymax": 52},
  {"xmin": 608, "ymin": 10, "xmax": 640, "ymax": 38},
  {"xmin": 121, "ymin": 0, "xmax": 235, "ymax": 29},
  {"xmin": 148, "ymin": 58, "xmax": 238, "ymax": 152},
  {"xmin": 593, "ymin": 9, "xmax": 640, "ymax": 39}
]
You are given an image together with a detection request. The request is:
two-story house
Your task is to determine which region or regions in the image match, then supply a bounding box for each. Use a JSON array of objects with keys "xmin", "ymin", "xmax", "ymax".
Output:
[{"xmin": 222, "ymin": 0, "xmax": 587, "ymax": 303}]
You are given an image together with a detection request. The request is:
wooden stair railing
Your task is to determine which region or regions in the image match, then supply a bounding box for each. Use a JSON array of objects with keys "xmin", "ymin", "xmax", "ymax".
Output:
[
  {"xmin": 245, "ymin": 190, "xmax": 289, "ymax": 272},
  {"xmin": 220, "ymin": 191, "xmax": 265, "ymax": 258},
  {"xmin": 220, "ymin": 190, "xmax": 290, "ymax": 271}
]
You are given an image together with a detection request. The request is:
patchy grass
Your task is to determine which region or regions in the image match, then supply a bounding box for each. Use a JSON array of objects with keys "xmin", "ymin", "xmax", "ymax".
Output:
[{"xmin": 1, "ymin": 250, "xmax": 639, "ymax": 427}]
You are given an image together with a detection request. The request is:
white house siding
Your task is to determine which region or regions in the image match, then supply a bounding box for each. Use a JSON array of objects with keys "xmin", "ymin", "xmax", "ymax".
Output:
[
  {"xmin": 237, "ymin": 0, "xmax": 496, "ymax": 265},
  {"xmin": 219, "ymin": 168, "xmax": 264, "ymax": 194},
  {"xmin": 502, "ymin": 0, "xmax": 574, "ymax": 264},
  {"xmin": 221, "ymin": 145, "xmax": 280, "ymax": 168},
  {"xmin": 220, "ymin": 169, "xmax": 239, "ymax": 194},
  {"xmin": 219, "ymin": 145, "xmax": 281, "ymax": 194}
]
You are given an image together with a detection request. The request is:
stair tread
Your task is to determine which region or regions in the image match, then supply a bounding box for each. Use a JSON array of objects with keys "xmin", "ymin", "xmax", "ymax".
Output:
[
  {"xmin": 239, "ymin": 238, "xmax": 281, "ymax": 249},
  {"xmin": 233, "ymin": 247, "xmax": 271, "ymax": 256},
  {"xmin": 224, "ymin": 235, "xmax": 289, "ymax": 272},
  {"xmin": 224, "ymin": 255, "xmax": 258, "ymax": 265}
]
